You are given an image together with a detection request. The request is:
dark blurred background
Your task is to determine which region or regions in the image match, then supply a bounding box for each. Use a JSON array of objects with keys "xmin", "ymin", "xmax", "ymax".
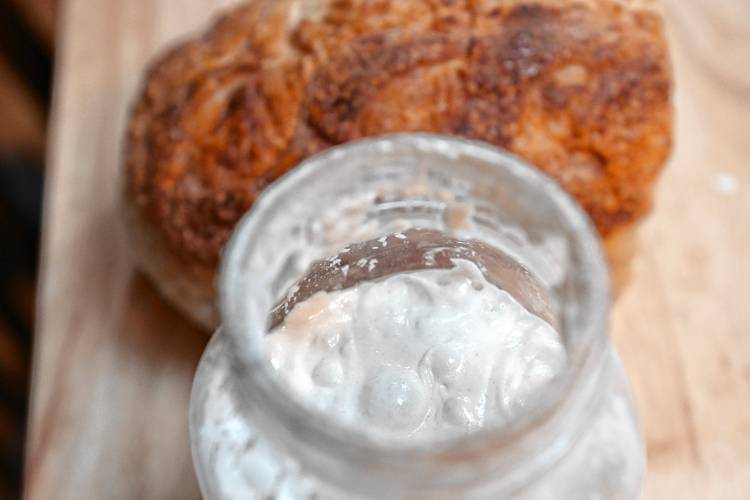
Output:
[{"xmin": 0, "ymin": 0, "xmax": 56, "ymax": 498}]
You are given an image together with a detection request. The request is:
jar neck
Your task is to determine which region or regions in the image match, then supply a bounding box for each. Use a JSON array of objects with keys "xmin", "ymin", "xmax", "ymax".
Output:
[{"xmin": 219, "ymin": 134, "xmax": 611, "ymax": 497}]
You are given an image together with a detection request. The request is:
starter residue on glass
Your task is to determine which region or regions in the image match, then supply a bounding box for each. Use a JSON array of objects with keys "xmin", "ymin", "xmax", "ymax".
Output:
[{"xmin": 264, "ymin": 259, "xmax": 566, "ymax": 439}]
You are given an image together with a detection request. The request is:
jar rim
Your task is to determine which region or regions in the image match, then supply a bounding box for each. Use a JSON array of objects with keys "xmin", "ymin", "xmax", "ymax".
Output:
[{"xmin": 218, "ymin": 133, "xmax": 611, "ymax": 494}]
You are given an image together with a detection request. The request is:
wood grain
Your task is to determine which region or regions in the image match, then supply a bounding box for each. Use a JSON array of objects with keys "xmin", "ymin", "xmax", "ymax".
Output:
[
  {"xmin": 24, "ymin": 0, "xmax": 750, "ymax": 499},
  {"xmin": 25, "ymin": 2, "xmax": 238, "ymax": 499}
]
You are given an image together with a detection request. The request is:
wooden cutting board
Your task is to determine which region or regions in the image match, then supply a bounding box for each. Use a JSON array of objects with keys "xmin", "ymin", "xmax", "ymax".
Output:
[{"xmin": 24, "ymin": 1, "xmax": 750, "ymax": 498}]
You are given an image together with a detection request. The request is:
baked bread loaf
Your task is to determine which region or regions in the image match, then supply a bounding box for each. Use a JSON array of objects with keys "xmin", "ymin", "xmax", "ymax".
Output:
[{"xmin": 125, "ymin": 0, "xmax": 672, "ymax": 329}]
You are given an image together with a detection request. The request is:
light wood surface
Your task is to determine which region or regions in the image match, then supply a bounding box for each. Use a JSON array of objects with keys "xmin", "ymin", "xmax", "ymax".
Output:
[{"xmin": 24, "ymin": 1, "xmax": 750, "ymax": 499}]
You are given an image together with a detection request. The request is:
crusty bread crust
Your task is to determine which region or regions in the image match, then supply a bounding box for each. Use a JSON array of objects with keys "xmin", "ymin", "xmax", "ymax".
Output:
[{"xmin": 124, "ymin": 0, "xmax": 671, "ymax": 327}]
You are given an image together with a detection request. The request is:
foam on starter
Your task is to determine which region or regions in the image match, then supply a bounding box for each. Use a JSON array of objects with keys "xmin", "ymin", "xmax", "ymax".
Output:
[{"xmin": 264, "ymin": 259, "xmax": 567, "ymax": 440}]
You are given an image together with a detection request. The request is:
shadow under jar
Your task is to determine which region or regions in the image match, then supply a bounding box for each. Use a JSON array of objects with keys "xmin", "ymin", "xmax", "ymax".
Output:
[{"xmin": 190, "ymin": 134, "xmax": 645, "ymax": 500}]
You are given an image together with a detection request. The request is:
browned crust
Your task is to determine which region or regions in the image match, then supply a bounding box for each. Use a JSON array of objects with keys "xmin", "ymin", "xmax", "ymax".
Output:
[{"xmin": 125, "ymin": 0, "xmax": 672, "ymax": 275}]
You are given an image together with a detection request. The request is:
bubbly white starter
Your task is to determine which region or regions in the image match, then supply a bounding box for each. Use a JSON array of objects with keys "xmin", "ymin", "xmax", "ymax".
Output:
[{"xmin": 265, "ymin": 259, "xmax": 566, "ymax": 439}]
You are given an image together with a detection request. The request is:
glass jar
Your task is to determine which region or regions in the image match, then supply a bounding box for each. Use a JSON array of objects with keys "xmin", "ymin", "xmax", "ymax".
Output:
[{"xmin": 190, "ymin": 134, "xmax": 646, "ymax": 499}]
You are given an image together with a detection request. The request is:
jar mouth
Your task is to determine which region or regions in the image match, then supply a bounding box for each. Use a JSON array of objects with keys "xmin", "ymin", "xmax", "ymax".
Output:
[{"xmin": 218, "ymin": 134, "xmax": 610, "ymax": 492}]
